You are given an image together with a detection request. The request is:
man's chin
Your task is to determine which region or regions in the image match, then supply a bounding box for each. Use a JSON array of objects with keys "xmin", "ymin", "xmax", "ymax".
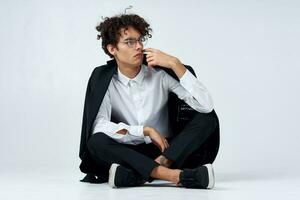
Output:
[{"xmin": 132, "ymin": 60, "xmax": 143, "ymax": 67}]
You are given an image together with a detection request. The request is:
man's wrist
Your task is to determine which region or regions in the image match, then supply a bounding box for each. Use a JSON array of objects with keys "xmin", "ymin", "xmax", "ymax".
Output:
[
  {"xmin": 169, "ymin": 57, "xmax": 186, "ymax": 79},
  {"xmin": 143, "ymin": 126, "xmax": 152, "ymax": 136},
  {"xmin": 168, "ymin": 57, "xmax": 180, "ymax": 70}
]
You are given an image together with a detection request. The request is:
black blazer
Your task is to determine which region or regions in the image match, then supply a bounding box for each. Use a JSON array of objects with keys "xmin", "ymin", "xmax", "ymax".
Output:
[{"xmin": 79, "ymin": 56, "xmax": 220, "ymax": 181}]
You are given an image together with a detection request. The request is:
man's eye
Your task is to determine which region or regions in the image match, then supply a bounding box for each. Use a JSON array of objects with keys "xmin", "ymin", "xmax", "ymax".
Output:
[{"xmin": 127, "ymin": 40, "xmax": 135, "ymax": 45}]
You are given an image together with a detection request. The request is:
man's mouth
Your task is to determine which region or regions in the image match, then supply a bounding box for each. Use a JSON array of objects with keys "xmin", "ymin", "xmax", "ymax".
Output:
[{"xmin": 134, "ymin": 53, "xmax": 142, "ymax": 57}]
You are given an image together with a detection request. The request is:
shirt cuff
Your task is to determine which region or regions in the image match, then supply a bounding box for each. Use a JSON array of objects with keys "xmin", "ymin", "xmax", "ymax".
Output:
[
  {"xmin": 128, "ymin": 125, "xmax": 144, "ymax": 138},
  {"xmin": 179, "ymin": 69, "xmax": 197, "ymax": 93},
  {"xmin": 144, "ymin": 136, "xmax": 152, "ymax": 144}
]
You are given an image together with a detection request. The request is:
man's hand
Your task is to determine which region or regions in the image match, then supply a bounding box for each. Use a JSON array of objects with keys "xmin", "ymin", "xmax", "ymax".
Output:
[
  {"xmin": 143, "ymin": 126, "xmax": 169, "ymax": 152},
  {"xmin": 143, "ymin": 48, "xmax": 176, "ymax": 69},
  {"xmin": 143, "ymin": 48, "xmax": 186, "ymax": 79}
]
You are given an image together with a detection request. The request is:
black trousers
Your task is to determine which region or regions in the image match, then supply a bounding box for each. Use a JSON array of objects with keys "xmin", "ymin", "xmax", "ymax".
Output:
[{"xmin": 85, "ymin": 111, "xmax": 219, "ymax": 182}]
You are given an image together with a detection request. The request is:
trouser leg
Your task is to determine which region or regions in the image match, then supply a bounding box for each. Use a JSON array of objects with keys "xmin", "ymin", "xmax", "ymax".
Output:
[
  {"xmin": 162, "ymin": 111, "xmax": 219, "ymax": 169},
  {"xmin": 180, "ymin": 123, "xmax": 220, "ymax": 169},
  {"xmin": 86, "ymin": 133, "xmax": 160, "ymax": 180}
]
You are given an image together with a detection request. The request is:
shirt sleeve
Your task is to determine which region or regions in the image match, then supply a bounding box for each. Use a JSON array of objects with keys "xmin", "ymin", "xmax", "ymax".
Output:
[
  {"xmin": 163, "ymin": 68, "xmax": 214, "ymax": 113},
  {"xmin": 92, "ymin": 89, "xmax": 150, "ymax": 145}
]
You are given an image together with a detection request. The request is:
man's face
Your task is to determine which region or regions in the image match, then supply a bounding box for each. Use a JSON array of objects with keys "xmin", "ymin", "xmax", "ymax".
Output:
[{"xmin": 108, "ymin": 26, "xmax": 144, "ymax": 68}]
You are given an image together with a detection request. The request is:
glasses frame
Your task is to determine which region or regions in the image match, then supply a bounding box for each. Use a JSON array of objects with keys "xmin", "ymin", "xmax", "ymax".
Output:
[{"xmin": 120, "ymin": 37, "xmax": 148, "ymax": 48}]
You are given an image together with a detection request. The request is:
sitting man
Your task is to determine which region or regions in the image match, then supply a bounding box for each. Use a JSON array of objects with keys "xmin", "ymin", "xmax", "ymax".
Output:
[{"xmin": 79, "ymin": 13, "xmax": 220, "ymax": 189}]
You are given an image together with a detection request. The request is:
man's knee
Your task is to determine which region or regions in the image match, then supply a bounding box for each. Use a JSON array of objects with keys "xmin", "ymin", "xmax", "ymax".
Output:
[
  {"xmin": 193, "ymin": 111, "xmax": 218, "ymax": 130},
  {"xmin": 87, "ymin": 133, "xmax": 112, "ymax": 154}
]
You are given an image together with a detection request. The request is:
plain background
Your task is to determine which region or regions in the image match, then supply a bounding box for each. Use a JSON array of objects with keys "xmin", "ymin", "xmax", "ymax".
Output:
[{"xmin": 1, "ymin": 0, "xmax": 300, "ymax": 184}]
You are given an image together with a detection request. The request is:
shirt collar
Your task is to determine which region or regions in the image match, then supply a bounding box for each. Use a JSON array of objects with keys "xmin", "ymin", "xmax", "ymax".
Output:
[{"xmin": 117, "ymin": 64, "xmax": 146, "ymax": 86}]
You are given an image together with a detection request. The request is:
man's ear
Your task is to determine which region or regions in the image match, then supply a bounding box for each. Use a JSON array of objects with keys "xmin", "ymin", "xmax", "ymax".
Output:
[{"xmin": 107, "ymin": 44, "xmax": 116, "ymax": 56}]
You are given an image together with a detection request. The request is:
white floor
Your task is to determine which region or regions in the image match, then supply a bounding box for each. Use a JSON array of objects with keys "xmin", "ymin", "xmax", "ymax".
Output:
[{"xmin": 1, "ymin": 169, "xmax": 300, "ymax": 200}]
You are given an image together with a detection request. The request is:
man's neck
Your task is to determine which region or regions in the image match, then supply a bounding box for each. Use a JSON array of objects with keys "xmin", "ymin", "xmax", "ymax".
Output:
[{"xmin": 117, "ymin": 62, "xmax": 141, "ymax": 79}]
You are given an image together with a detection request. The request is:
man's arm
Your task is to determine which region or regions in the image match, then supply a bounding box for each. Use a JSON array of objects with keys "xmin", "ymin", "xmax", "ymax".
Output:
[
  {"xmin": 164, "ymin": 65, "xmax": 214, "ymax": 113},
  {"xmin": 143, "ymin": 48, "xmax": 186, "ymax": 79},
  {"xmin": 93, "ymin": 89, "xmax": 151, "ymax": 144},
  {"xmin": 144, "ymin": 48, "xmax": 214, "ymax": 113},
  {"xmin": 168, "ymin": 57, "xmax": 187, "ymax": 79}
]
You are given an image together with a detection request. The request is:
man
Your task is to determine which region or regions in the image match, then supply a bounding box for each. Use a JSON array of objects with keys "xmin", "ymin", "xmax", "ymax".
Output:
[{"xmin": 79, "ymin": 13, "xmax": 220, "ymax": 189}]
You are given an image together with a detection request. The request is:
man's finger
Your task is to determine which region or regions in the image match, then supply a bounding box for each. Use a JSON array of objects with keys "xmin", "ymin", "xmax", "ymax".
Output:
[
  {"xmin": 153, "ymin": 140, "xmax": 160, "ymax": 149},
  {"xmin": 160, "ymin": 141, "xmax": 166, "ymax": 152},
  {"xmin": 165, "ymin": 139, "xmax": 169, "ymax": 148},
  {"xmin": 162, "ymin": 139, "xmax": 168, "ymax": 150},
  {"xmin": 158, "ymin": 144, "xmax": 163, "ymax": 152},
  {"xmin": 143, "ymin": 48, "xmax": 155, "ymax": 53},
  {"xmin": 146, "ymin": 58, "xmax": 150, "ymax": 63},
  {"xmin": 146, "ymin": 56, "xmax": 154, "ymax": 61},
  {"xmin": 146, "ymin": 53, "xmax": 153, "ymax": 58},
  {"xmin": 162, "ymin": 138, "xmax": 167, "ymax": 147}
]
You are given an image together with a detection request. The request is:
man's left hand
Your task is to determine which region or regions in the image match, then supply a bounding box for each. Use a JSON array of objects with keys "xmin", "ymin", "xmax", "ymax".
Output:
[
  {"xmin": 143, "ymin": 48, "xmax": 176, "ymax": 69},
  {"xmin": 143, "ymin": 48, "xmax": 187, "ymax": 79}
]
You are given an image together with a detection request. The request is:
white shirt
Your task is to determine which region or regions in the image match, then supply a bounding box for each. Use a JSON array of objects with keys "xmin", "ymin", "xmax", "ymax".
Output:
[{"xmin": 92, "ymin": 64, "xmax": 214, "ymax": 145}]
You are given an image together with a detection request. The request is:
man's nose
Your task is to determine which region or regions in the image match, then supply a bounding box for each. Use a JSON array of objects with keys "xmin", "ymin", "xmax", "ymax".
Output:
[{"xmin": 135, "ymin": 41, "xmax": 143, "ymax": 50}]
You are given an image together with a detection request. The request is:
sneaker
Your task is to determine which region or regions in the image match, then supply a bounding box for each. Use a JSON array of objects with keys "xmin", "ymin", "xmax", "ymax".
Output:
[
  {"xmin": 108, "ymin": 163, "xmax": 146, "ymax": 188},
  {"xmin": 179, "ymin": 163, "xmax": 215, "ymax": 189}
]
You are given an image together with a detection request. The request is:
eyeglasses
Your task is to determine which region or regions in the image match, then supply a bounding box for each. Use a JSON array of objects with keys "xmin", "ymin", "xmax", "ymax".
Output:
[{"xmin": 120, "ymin": 37, "xmax": 148, "ymax": 48}]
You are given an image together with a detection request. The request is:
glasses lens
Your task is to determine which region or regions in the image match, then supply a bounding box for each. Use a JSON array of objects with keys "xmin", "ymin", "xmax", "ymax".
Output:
[
  {"xmin": 124, "ymin": 37, "xmax": 148, "ymax": 48},
  {"xmin": 127, "ymin": 40, "xmax": 136, "ymax": 48}
]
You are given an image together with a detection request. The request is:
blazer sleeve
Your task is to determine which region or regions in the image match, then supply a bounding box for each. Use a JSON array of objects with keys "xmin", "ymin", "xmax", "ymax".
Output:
[{"xmin": 79, "ymin": 68, "xmax": 95, "ymax": 159}]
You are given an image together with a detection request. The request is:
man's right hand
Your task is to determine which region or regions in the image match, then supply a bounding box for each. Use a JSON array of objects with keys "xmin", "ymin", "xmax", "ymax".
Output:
[{"xmin": 143, "ymin": 126, "xmax": 169, "ymax": 152}]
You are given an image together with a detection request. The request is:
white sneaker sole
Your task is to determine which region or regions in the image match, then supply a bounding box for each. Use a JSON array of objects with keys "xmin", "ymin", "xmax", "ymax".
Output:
[
  {"xmin": 108, "ymin": 163, "xmax": 119, "ymax": 188},
  {"xmin": 204, "ymin": 164, "xmax": 215, "ymax": 189}
]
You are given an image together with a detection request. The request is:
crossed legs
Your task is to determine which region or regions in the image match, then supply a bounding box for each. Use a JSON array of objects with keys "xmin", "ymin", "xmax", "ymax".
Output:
[{"xmin": 86, "ymin": 111, "xmax": 218, "ymax": 184}]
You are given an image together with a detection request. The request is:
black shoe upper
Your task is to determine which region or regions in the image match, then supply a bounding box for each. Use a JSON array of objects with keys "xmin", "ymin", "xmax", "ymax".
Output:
[
  {"xmin": 114, "ymin": 165, "xmax": 146, "ymax": 187},
  {"xmin": 179, "ymin": 166, "xmax": 209, "ymax": 189}
]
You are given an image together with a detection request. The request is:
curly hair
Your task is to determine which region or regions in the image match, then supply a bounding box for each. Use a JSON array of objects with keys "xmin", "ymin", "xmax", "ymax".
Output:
[{"xmin": 96, "ymin": 14, "xmax": 152, "ymax": 58}]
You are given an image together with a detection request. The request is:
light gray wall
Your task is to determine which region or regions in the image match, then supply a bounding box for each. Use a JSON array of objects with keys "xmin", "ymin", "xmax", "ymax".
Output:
[{"xmin": 1, "ymin": 0, "xmax": 299, "ymax": 176}]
